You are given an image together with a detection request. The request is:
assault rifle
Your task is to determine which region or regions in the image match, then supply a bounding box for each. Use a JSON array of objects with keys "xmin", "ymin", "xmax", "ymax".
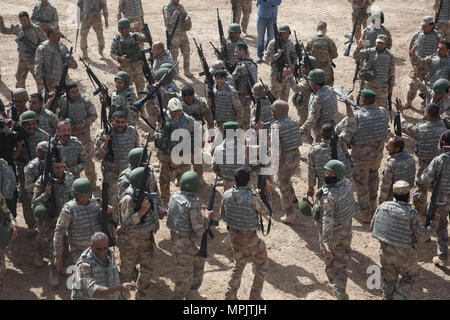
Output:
[
  {"xmin": 435, "ymin": 0, "xmax": 444, "ymax": 25},
  {"xmin": 293, "ymin": 31, "xmax": 303, "ymax": 82},
  {"xmin": 198, "ymin": 174, "xmax": 219, "ymax": 258},
  {"xmin": 42, "ymin": 134, "xmax": 60, "ymax": 218},
  {"xmin": 424, "ymin": 157, "xmax": 447, "ymax": 227},
  {"xmin": 100, "ymin": 182, "xmax": 116, "ymax": 247},
  {"xmin": 388, "ymin": 92, "xmax": 393, "ymax": 123},
  {"xmin": 214, "ymin": 9, "xmax": 235, "ymax": 74},
  {"xmin": 243, "ymin": 60, "xmax": 256, "ymax": 104},
  {"xmin": 48, "ymin": 47, "xmax": 73, "ymax": 113},
  {"xmin": 393, "ymin": 97, "xmax": 402, "ymax": 137},
  {"xmin": 140, "ymin": 24, "xmax": 155, "ymax": 84},
  {"xmin": 330, "ymin": 127, "xmax": 338, "ymax": 160},
  {"xmin": 349, "ymin": 63, "xmax": 360, "ymax": 96},
  {"xmin": 6, "ymin": 93, "xmax": 29, "ymax": 147},
  {"xmin": 344, "ymin": 17, "xmax": 358, "ymax": 56},
  {"xmin": 163, "ymin": 7, "xmax": 181, "ymax": 51},
  {"xmin": 273, "ymin": 23, "xmax": 288, "ymax": 82},
  {"xmin": 210, "ymin": 42, "xmax": 235, "ymax": 74},
  {"xmin": 142, "ymin": 24, "xmax": 154, "ymax": 65},
  {"xmin": 333, "ymin": 86, "xmax": 360, "ymax": 110},
  {"xmin": 260, "ymin": 78, "xmax": 276, "ymax": 104},
  {"xmin": 194, "ymin": 38, "xmax": 216, "ymax": 120}
]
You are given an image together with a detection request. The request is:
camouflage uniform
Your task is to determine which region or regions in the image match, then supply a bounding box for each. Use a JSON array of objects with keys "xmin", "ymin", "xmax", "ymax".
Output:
[
  {"xmin": 109, "ymin": 86, "xmax": 138, "ymax": 126},
  {"xmin": 118, "ymin": 0, "xmax": 144, "ymax": 32},
  {"xmin": 372, "ymin": 199, "xmax": 438, "ymax": 299},
  {"xmin": 0, "ymin": 21, "xmax": 46, "ymax": 90},
  {"xmin": 379, "ymin": 152, "xmax": 416, "ymax": 204},
  {"xmin": 286, "ymin": 75, "xmax": 312, "ymax": 126},
  {"xmin": 72, "ymin": 247, "xmax": 121, "ymax": 300},
  {"xmin": 210, "ymin": 83, "xmax": 243, "ymax": 131},
  {"xmin": 153, "ymin": 49, "xmax": 178, "ymax": 78},
  {"xmin": 233, "ymin": 58, "xmax": 258, "ymax": 130},
  {"xmin": 0, "ymin": 193, "xmax": 16, "ymax": 288},
  {"xmin": 78, "ymin": 0, "xmax": 108, "ymax": 55},
  {"xmin": 58, "ymin": 94, "xmax": 98, "ymax": 185},
  {"xmin": 167, "ymin": 190, "xmax": 209, "ymax": 299},
  {"xmin": 401, "ymin": 118, "xmax": 447, "ymax": 215},
  {"xmin": 163, "ymin": 1, "xmax": 192, "ymax": 73},
  {"xmin": 362, "ymin": 24, "xmax": 392, "ymax": 50},
  {"xmin": 94, "ymin": 125, "xmax": 139, "ymax": 222},
  {"xmin": 435, "ymin": 0, "xmax": 450, "ymax": 41},
  {"xmin": 221, "ymin": 185, "xmax": 270, "ymax": 300},
  {"xmin": 415, "ymin": 80, "xmax": 450, "ymax": 116},
  {"xmin": 412, "ymin": 53, "xmax": 450, "ymax": 90},
  {"xmin": 118, "ymin": 181, "xmax": 162, "ymax": 300},
  {"xmin": 266, "ymin": 37, "xmax": 296, "ymax": 102},
  {"xmin": 0, "ymin": 159, "xmax": 16, "ymax": 201},
  {"xmin": 306, "ymin": 35, "xmax": 338, "ymax": 86},
  {"xmin": 58, "ymin": 137, "xmax": 88, "ymax": 179},
  {"xmin": 31, "ymin": 2, "xmax": 59, "ymax": 30},
  {"xmin": 348, "ymin": 0, "xmax": 373, "ymax": 41},
  {"xmin": 32, "ymin": 172, "xmax": 73, "ymax": 261},
  {"xmin": 418, "ymin": 151, "xmax": 450, "ymax": 262},
  {"xmin": 225, "ymin": 37, "xmax": 246, "ymax": 69},
  {"xmin": 232, "ymin": 0, "xmax": 252, "ymax": 34},
  {"xmin": 24, "ymin": 157, "xmax": 45, "ymax": 194},
  {"xmin": 35, "ymin": 106, "xmax": 58, "ymax": 135}
]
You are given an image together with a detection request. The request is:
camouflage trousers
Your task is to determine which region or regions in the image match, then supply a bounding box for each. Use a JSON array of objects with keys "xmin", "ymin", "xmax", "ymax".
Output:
[
  {"xmin": 363, "ymin": 81, "xmax": 389, "ymax": 109},
  {"xmin": 353, "ymin": 158, "xmax": 382, "ymax": 217},
  {"xmin": 120, "ymin": 62, "xmax": 145, "ymax": 99},
  {"xmin": 317, "ymin": 63, "xmax": 334, "ymax": 87},
  {"xmin": 170, "ymin": 33, "xmax": 191, "ymax": 73},
  {"xmin": 16, "ymin": 58, "xmax": 43, "ymax": 92},
  {"xmin": 0, "ymin": 247, "xmax": 5, "ymax": 285},
  {"xmin": 80, "ymin": 14, "xmax": 105, "ymax": 52},
  {"xmin": 277, "ymin": 148, "xmax": 300, "ymax": 217},
  {"xmin": 351, "ymin": 10, "xmax": 369, "ymax": 42},
  {"xmin": 406, "ymin": 66, "xmax": 428, "ymax": 106},
  {"xmin": 412, "ymin": 162, "xmax": 431, "ymax": 216},
  {"xmin": 73, "ymin": 129, "xmax": 97, "ymax": 186},
  {"xmin": 436, "ymin": 22, "xmax": 450, "ymax": 41},
  {"xmin": 379, "ymin": 242, "xmax": 418, "ymax": 300},
  {"xmin": 35, "ymin": 218, "xmax": 57, "ymax": 259},
  {"xmin": 117, "ymin": 231, "xmax": 155, "ymax": 300},
  {"xmin": 238, "ymin": 94, "xmax": 251, "ymax": 130},
  {"xmin": 17, "ymin": 164, "xmax": 35, "ymax": 228},
  {"xmin": 102, "ymin": 165, "xmax": 127, "ymax": 223},
  {"xmin": 170, "ymin": 232, "xmax": 205, "ymax": 300},
  {"xmin": 270, "ymin": 72, "xmax": 290, "ymax": 102},
  {"xmin": 436, "ymin": 200, "xmax": 450, "ymax": 259},
  {"xmin": 233, "ymin": 0, "xmax": 252, "ymax": 33},
  {"xmin": 319, "ymin": 232, "xmax": 351, "ymax": 299},
  {"xmin": 225, "ymin": 232, "xmax": 268, "ymax": 300},
  {"xmin": 295, "ymin": 103, "xmax": 308, "ymax": 127}
]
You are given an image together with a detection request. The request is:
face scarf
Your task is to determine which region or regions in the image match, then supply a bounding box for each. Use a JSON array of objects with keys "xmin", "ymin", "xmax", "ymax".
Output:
[
  {"xmin": 325, "ymin": 176, "xmax": 338, "ymax": 185},
  {"xmin": 394, "ymin": 194, "xmax": 410, "ymax": 202}
]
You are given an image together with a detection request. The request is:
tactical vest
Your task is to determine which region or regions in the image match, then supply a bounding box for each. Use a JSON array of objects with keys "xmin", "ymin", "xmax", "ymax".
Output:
[
  {"xmin": 223, "ymin": 186, "xmax": 259, "ymax": 230},
  {"xmin": 37, "ymin": 108, "xmax": 53, "ymax": 135},
  {"xmin": 153, "ymin": 50, "xmax": 174, "ymax": 72},
  {"xmin": 38, "ymin": 172, "xmax": 73, "ymax": 216},
  {"xmin": 117, "ymin": 167, "xmax": 131, "ymax": 198},
  {"xmin": 66, "ymin": 198, "xmax": 102, "ymax": 249},
  {"xmin": 235, "ymin": 59, "xmax": 258, "ymax": 93},
  {"xmin": 0, "ymin": 160, "xmax": 16, "ymax": 200},
  {"xmin": 71, "ymin": 249, "xmax": 121, "ymax": 300},
  {"xmin": 316, "ymin": 86, "xmax": 338, "ymax": 121},
  {"xmin": 417, "ymin": 120, "xmax": 447, "ymax": 161},
  {"xmin": 82, "ymin": 0, "xmax": 102, "ymax": 16},
  {"xmin": 226, "ymin": 38, "xmax": 240, "ymax": 67},
  {"xmin": 60, "ymin": 94, "xmax": 89, "ymax": 129},
  {"xmin": 181, "ymin": 96, "xmax": 203, "ymax": 121},
  {"xmin": 390, "ymin": 151, "xmax": 416, "ymax": 187},
  {"xmin": 309, "ymin": 35, "xmax": 332, "ymax": 63},
  {"xmin": 109, "ymin": 126, "xmax": 136, "ymax": 168},
  {"xmin": 259, "ymin": 99, "xmax": 274, "ymax": 129},
  {"xmin": 122, "ymin": 188, "xmax": 159, "ymax": 233},
  {"xmin": 322, "ymin": 178, "xmax": 356, "ymax": 225},
  {"xmin": 214, "ymin": 84, "xmax": 237, "ymax": 122},
  {"xmin": 16, "ymin": 24, "xmax": 40, "ymax": 60},
  {"xmin": 22, "ymin": 128, "xmax": 49, "ymax": 164},
  {"xmin": 59, "ymin": 137, "xmax": 83, "ymax": 172},
  {"xmin": 372, "ymin": 200, "xmax": 415, "ymax": 248},
  {"xmin": 164, "ymin": 2, "xmax": 187, "ymax": 36},
  {"xmin": 167, "ymin": 191, "xmax": 199, "ymax": 237},
  {"xmin": 217, "ymin": 138, "xmax": 247, "ymax": 180},
  {"xmin": 353, "ymin": 106, "xmax": 388, "ymax": 144},
  {"xmin": 426, "ymin": 55, "xmax": 450, "ymax": 86},
  {"xmin": 114, "ymin": 33, "xmax": 141, "ymax": 63},
  {"xmin": 437, "ymin": 0, "xmax": 450, "ymax": 22},
  {"xmin": 25, "ymin": 157, "xmax": 44, "ymax": 187},
  {"xmin": 282, "ymin": 40, "xmax": 296, "ymax": 69},
  {"xmin": 416, "ymin": 30, "xmax": 440, "ymax": 58},
  {"xmin": 122, "ymin": 0, "xmax": 143, "ymax": 20},
  {"xmin": 110, "ymin": 87, "xmax": 136, "ymax": 116},
  {"xmin": 436, "ymin": 153, "xmax": 450, "ymax": 194},
  {"xmin": 371, "ymin": 49, "xmax": 392, "ymax": 84},
  {"xmin": 40, "ymin": 40, "xmax": 67, "ymax": 81},
  {"xmin": 274, "ymin": 116, "xmax": 302, "ymax": 151},
  {"xmin": 364, "ymin": 25, "xmax": 389, "ymax": 48},
  {"xmin": 32, "ymin": 3, "xmax": 57, "ymax": 23}
]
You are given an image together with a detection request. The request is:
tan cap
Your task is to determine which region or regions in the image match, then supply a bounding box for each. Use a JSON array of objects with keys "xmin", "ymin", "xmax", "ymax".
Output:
[
  {"xmin": 12, "ymin": 88, "xmax": 29, "ymax": 101},
  {"xmin": 393, "ymin": 180, "xmax": 411, "ymax": 196},
  {"xmin": 209, "ymin": 61, "xmax": 225, "ymax": 75},
  {"xmin": 421, "ymin": 16, "xmax": 434, "ymax": 26},
  {"xmin": 376, "ymin": 34, "xmax": 388, "ymax": 43},
  {"xmin": 167, "ymin": 97, "xmax": 183, "ymax": 112}
]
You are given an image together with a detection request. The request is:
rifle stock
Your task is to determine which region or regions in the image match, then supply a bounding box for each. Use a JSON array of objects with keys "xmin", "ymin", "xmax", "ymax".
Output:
[
  {"xmin": 344, "ymin": 18, "xmax": 358, "ymax": 57},
  {"xmin": 198, "ymin": 174, "xmax": 219, "ymax": 258}
]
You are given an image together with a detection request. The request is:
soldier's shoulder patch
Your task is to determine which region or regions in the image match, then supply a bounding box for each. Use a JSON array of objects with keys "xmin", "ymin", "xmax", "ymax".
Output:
[
  {"xmin": 323, "ymin": 200, "xmax": 327, "ymax": 212},
  {"xmin": 80, "ymin": 150, "xmax": 88, "ymax": 160}
]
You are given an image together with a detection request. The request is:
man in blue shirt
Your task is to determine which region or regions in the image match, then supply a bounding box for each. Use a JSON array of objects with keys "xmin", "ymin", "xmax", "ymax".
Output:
[{"xmin": 256, "ymin": 0, "xmax": 281, "ymax": 63}]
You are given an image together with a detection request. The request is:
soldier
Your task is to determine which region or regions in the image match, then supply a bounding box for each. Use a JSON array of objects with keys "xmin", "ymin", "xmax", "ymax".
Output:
[
  {"xmin": 435, "ymin": 0, "xmax": 450, "ymax": 41},
  {"xmin": 233, "ymin": 42, "xmax": 258, "ymax": 131},
  {"xmin": 117, "ymin": 147, "xmax": 148, "ymax": 197},
  {"xmin": 56, "ymin": 81, "xmax": 98, "ymax": 187},
  {"xmin": 72, "ymin": 232, "xmax": 136, "ymax": 300},
  {"xmin": 399, "ymin": 102, "xmax": 448, "ymax": 216},
  {"xmin": 94, "ymin": 110, "xmax": 140, "ymax": 222},
  {"xmin": 110, "ymin": 18, "xmax": 146, "ymax": 96},
  {"xmin": 270, "ymin": 100, "xmax": 302, "ymax": 224},
  {"xmin": 167, "ymin": 171, "xmax": 214, "ymax": 300},
  {"xmin": 8, "ymin": 88, "xmax": 30, "ymax": 118},
  {"xmin": 78, "ymin": 0, "xmax": 109, "ymax": 59},
  {"xmin": 418, "ymin": 129, "xmax": 450, "ymax": 267},
  {"xmin": 179, "ymin": 85, "xmax": 214, "ymax": 176},
  {"xmin": 266, "ymin": 24, "xmax": 296, "ymax": 102},
  {"xmin": 24, "ymin": 141, "xmax": 48, "ymax": 193},
  {"xmin": 109, "ymin": 71, "xmax": 138, "ymax": 127},
  {"xmin": 163, "ymin": 0, "xmax": 193, "ymax": 77},
  {"xmin": 361, "ymin": 11, "xmax": 392, "ymax": 49},
  {"xmin": 117, "ymin": 0, "xmax": 144, "ymax": 33},
  {"xmin": 152, "ymin": 42, "xmax": 177, "ymax": 77},
  {"xmin": 307, "ymin": 104, "xmax": 356, "ymax": 197},
  {"xmin": 306, "ymin": 22, "xmax": 338, "ymax": 86},
  {"xmin": 15, "ymin": 110, "xmax": 49, "ymax": 230},
  {"xmin": 232, "ymin": 0, "xmax": 252, "ymax": 35},
  {"xmin": 0, "ymin": 192, "xmax": 18, "ymax": 290},
  {"xmin": 0, "ymin": 159, "xmax": 16, "ymax": 221},
  {"xmin": 35, "ymin": 26, "xmax": 77, "ymax": 92},
  {"xmin": 117, "ymin": 167, "xmax": 163, "ymax": 300},
  {"xmin": 0, "ymin": 12, "xmax": 46, "ymax": 90},
  {"xmin": 224, "ymin": 24, "xmax": 246, "ymax": 69},
  {"xmin": 250, "ymin": 82, "xmax": 274, "ymax": 130},
  {"xmin": 32, "ymin": 158, "xmax": 73, "ymax": 286},
  {"xmin": 299, "ymin": 69, "xmax": 339, "ymax": 143},
  {"xmin": 210, "ymin": 60, "xmax": 234, "ymax": 86},
  {"xmin": 348, "ymin": 90, "xmax": 389, "ymax": 223},
  {"xmin": 31, "ymin": 0, "xmax": 58, "ymax": 32},
  {"xmin": 28, "ymin": 93, "xmax": 58, "ymax": 135},
  {"xmin": 155, "ymin": 98, "xmax": 194, "ymax": 207},
  {"xmin": 53, "ymin": 178, "xmax": 112, "ymax": 274},
  {"xmin": 405, "ymin": 16, "xmax": 442, "ymax": 109},
  {"xmin": 371, "ymin": 180, "xmax": 440, "ymax": 299},
  {"xmin": 56, "ymin": 120, "xmax": 88, "ymax": 180},
  {"xmin": 353, "ymin": 34, "xmax": 395, "ymax": 109},
  {"xmin": 347, "ymin": 0, "xmax": 374, "ymax": 42},
  {"xmin": 222, "ymin": 167, "xmax": 270, "ymax": 300},
  {"xmin": 379, "ymin": 137, "xmax": 416, "ymax": 205}
]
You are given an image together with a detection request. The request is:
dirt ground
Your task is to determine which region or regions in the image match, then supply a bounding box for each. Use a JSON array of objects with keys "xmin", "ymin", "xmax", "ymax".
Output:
[{"xmin": 0, "ymin": 0, "xmax": 449, "ymax": 300}]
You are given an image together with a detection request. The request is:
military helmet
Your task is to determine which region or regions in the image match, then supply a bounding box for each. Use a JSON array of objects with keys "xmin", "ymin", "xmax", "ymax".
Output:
[
  {"xmin": 271, "ymin": 100, "xmax": 289, "ymax": 119},
  {"xmin": 180, "ymin": 171, "xmax": 200, "ymax": 193},
  {"xmin": 154, "ymin": 67, "xmax": 175, "ymax": 85},
  {"xmin": 228, "ymin": 23, "xmax": 241, "ymax": 33},
  {"xmin": 323, "ymin": 160, "xmax": 346, "ymax": 180},
  {"xmin": 307, "ymin": 69, "xmax": 325, "ymax": 85},
  {"xmin": 223, "ymin": 121, "xmax": 239, "ymax": 130},
  {"xmin": 115, "ymin": 71, "xmax": 131, "ymax": 86},
  {"xmin": 72, "ymin": 178, "xmax": 93, "ymax": 195},
  {"xmin": 118, "ymin": 18, "xmax": 131, "ymax": 29},
  {"xmin": 0, "ymin": 219, "xmax": 13, "ymax": 249},
  {"xmin": 299, "ymin": 197, "xmax": 313, "ymax": 216},
  {"xmin": 252, "ymin": 82, "xmax": 266, "ymax": 98},
  {"xmin": 278, "ymin": 24, "xmax": 291, "ymax": 34},
  {"xmin": 433, "ymin": 78, "xmax": 450, "ymax": 95},
  {"xmin": 128, "ymin": 147, "xmax": 146, "ymax": 169},
  {"xmin": 301, "ymin": 56, "xmax": 317, "ymax": 69},
  {"xmin": 129, "ymin": 167, "xmax": 148, "ymax": 189},
  {"xmin": 34, "ymin": 204, "xmax": 50, "ymax": 221},
  {"xmin": 19, "ymin": 110, "xmax": 39, "ymax": 125}
]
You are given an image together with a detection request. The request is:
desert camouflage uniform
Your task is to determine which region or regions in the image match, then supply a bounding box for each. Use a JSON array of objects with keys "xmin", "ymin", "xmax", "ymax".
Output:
[
  {"xmin": 221, "ymin": 185, "xmax": 270, "ymax": 300},
  {"xmin": 362, "ymin": 24, "xmax": 392, "ymax": 49},
  {"xmin": 0, "ymin": 159, "xmax": 16, "ymax": 201},
  {"xmin": 412, "ymin": 53, "xmax": 450, "ymax": 90},
  {"xmin": 31, "ymin": 2, "xmax": 58, "ymax": 30},
  {"xmin": 58, "ymin": 94, "xmax": 98, "ymax": 185},
  {"xmin": 435, "ymin": 0, "xmax": 450, "ymax": 41},
  {"xmin": 78, "ymin": 0, "xmax": 108, "ymax": 54},
  {"xmin": 118, "ymin": 0, "xmax": 143, "ymax": 32},
  {"xmin": 233, "ymin": 58, "xmax": 258, "ymax": 130},
  {"xmin": 209, "ymin": 83, "xmax": 243, "ymax": 132},
  {"xmin": 24, "ymin": 157, "xmax": 45, "ymax": 193},
  {"xmin": 348, "ymin": 0, "xmax": 373, "ymax": 41},
  {"xmin": 0, "ymin": 21, "xmax": 46, "ymax": 90},
  {"xmin": 286, "ymin": 75, "xmax": 312, "ymax": 126},
  {"xmin": 153, "ymin": 49, "xmax": 178, "ymax": 78},
  {"xmin": 372, "ymin": 200, "xmax": 438, "ymax": 299},
  {"xmin": 306, "ymin": 35, "xmax": 338, "ymax": 86},
  {"xmin": 415, "ymin": 80, "xmax": 450, "ymax": 116},
  {"xmin": 109, "ymin": 86, "xmax": 138, "ymax": 126},
  {"xmin": 0, "ymin": 193, "xmax": 16, "ymax": 287},
  {"xmin": 35, "ymin": 106, "xmax": 58, "ymax": 135},
  {"xmin": 58, "ymin": 137, "xmax": 88, "ymax": 179},
  {"xmin": 232, "ymin": 0, "xmax": 252, "ymax": 34},
  {"xmin": 225, "ymin": 37, "xmax": 246, "ymax": 70}
]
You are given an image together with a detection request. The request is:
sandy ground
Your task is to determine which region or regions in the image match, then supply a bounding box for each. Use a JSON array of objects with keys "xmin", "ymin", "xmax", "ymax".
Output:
[{"xmin": 0, "ymin": 0, "xmax": 449, "ymax": 300}]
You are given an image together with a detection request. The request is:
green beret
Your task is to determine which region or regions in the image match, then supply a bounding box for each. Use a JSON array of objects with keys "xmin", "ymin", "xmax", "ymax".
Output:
[
  {"xmin": 234, "ymin": 41, "xmax": 248, "ymax": 50},
  {"xmin": 223, "ymin": 121, "xmax": 239, "ymax": 130},
  {"xmin": 360, "ymin": 89, "xmax": 376, "ymax": 98}
]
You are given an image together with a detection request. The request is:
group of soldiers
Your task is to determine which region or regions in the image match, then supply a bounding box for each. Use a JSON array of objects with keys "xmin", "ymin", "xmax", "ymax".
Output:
[{"xmin": 0, "ymin": 0, "xmax": 449, "ymax": 300}]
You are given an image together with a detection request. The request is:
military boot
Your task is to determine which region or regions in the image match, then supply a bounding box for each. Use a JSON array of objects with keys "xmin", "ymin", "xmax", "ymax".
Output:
[
  {"xmin": 356, "ymin": 210, "xmax": 372, "ymax": 224},
  {"xmin": 186, "ymin": 289, "xmax": 207, "ymax": 300},
  {"xmin": 333, "ymin": 287, "xmax": 349, "ymax": 300},
  {"xmin": 184, "ymin": 70, "xmax": 194, "ymax": 78},
  {"xmin": 81, "ymin": 49, "xmax": 89, "ymax": 60},
  {"xmin": 370, "ymin": 199, "xmax": 378, "ymax": 216},
  {"xmin": 432, "ymin": 255, "xmax": 448, "ymax": 267}
]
